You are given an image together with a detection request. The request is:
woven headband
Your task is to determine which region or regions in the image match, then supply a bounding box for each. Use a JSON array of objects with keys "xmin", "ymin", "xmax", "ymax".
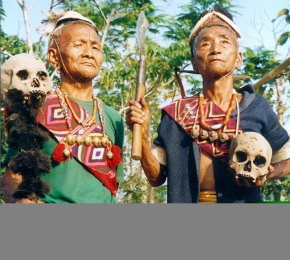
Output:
[
  {"xmin": 37, "ymin": 10, "xmax": 98, "ymax": 38},
  {"xmin": 56, "ymin": 11, "xmax": 98, "ymax": 31},
  {"xmin": 188, "ymin": 10, "xmax": 241, "ymax": 45}
]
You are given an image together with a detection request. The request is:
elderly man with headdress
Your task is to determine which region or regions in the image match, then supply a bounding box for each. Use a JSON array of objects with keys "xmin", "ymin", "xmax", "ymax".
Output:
[
  {"xmin": 126, "ymin": 7, "xmax": 290, "ymax": 203},
  {"xmin": 1, "ymin": 11, "xmax": 124, "ymax": 203}
]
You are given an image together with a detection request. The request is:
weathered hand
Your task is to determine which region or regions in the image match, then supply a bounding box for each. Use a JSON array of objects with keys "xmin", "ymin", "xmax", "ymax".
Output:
[
  {"xmin": 125, "ymin": 97, "xmax": 150, "ymax": 138},
  {"xmin": 15, "ymin": 198, "xmax": 45, "ymax": 204},
  {"xmin": 234, "ymin": 174, "xmax": 265, "ymax": 188},
  {"xmin": 266, "ymin": 158, "xmax": 290, "ymax": 181},
  {"xmin": 0, "ymin": 167, "xmax": 22, "ymax": 203},
  {"xmin": 1, "ymin": 167, "xmax": 45, "ymax": 204}
]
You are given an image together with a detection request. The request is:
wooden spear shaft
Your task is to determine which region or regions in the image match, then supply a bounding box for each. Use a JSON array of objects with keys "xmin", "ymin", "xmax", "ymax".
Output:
[
  {"xmin": 253, "ymin": 57, "xmax": 290, "ymax": 90},
  {"xmin": 131, "ymin": 55, "xmax": 146, "ymax": 160},
  {"xmin": 131, "ymin": 11, "xmax": 149, "ymax": 160}
]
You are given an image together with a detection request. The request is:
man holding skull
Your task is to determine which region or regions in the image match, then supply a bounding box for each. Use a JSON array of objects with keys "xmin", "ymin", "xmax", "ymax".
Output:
[
  {"xmin": 1, "ymin": 11, "xmax": 124, "ymax": 203},
  {"xmin": 126, "ymin": 7, "xmax": 290, "ymax": 203}
]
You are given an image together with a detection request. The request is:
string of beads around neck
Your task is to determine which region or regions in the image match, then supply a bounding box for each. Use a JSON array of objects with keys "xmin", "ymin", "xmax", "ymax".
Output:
[
  {"xmin": 190, "ymin": 90, "xmax": 239, "ymax": 142},
  {"xmin": 55, "ymin": 87, "xmax": 113, "ymax": 159}
]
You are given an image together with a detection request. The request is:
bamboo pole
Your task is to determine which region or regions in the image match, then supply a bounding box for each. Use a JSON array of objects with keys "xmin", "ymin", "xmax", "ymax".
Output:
[{"xmin": 253, "ymin": 57, "xmax": 290, "ymax": 90}]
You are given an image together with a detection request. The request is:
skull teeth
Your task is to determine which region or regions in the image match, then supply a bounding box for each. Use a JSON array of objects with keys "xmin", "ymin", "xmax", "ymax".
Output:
[
  {"xmin": 30, "ymin": 90, "xmax": 45, "ymax": 94},
  {"xmin": 237, "ymin": 174, "xmax": 255, "ymax": 182}
]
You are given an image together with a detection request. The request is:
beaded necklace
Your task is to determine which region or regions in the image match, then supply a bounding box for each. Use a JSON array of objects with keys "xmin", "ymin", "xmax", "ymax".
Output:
[
  {"xmin": 191, "ymin": 89, "xmax": 239, "ymax": 142},
  {"xmin": 55, "ymin": 87, "xmax": 112, "ymax": 158},
  {"xmin": 64, "ymin": 93, "xmax": 97, "ymax": 127}
]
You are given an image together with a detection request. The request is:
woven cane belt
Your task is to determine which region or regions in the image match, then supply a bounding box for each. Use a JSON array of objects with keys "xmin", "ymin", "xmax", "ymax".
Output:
[{"xmin": 198, "ymin": 191, "xmax": 217, "ymax": 203}]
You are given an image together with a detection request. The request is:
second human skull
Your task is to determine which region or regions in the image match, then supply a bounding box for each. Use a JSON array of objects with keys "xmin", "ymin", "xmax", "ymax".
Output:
[
  {"xmin": 228, "ymin": 132, "xmax": 272, "ymax": 186},
  {"xmin": 0, "ymin": 53, "xmax": 52, "ymax": 101}
]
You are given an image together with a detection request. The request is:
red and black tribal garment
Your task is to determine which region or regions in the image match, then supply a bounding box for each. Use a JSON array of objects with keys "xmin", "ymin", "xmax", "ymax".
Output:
[{"xmin": 162, "ymin": 93, "xmax": 242, "ymax": 160}]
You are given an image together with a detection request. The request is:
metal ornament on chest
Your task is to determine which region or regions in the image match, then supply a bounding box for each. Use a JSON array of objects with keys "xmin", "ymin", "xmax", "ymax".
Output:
[
  {"xmin": 56, "ymin": 87, "xmax": 113, "ymax": 159},
  {"xmin": 190, "ymin": 90, "xmax": 240, "ymax": 143},
  {"xmin": 63, "ymin": 133, "xmax": 112, "ymax": 158}
]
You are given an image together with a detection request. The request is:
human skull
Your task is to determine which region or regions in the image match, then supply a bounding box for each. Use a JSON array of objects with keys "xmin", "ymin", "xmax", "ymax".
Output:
[
  {"xmin": 0, "ymin": 53, "xmax": 52, "ymax": 101},
  {"xmin": 228, "ymin": 132, "xmax": 272, "ymax": 186}
]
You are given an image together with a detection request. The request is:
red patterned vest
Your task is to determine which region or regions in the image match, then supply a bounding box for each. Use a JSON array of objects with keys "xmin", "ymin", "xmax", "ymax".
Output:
[
  {"xmin": 162, "ymin": 93, "xmax": 242, "ymax": 161},
  {"xmin": 36, "ymin": 92, "xmax": 122, "ymax": 196}
]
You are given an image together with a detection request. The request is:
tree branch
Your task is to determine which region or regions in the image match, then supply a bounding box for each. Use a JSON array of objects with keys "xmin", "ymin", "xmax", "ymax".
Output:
[
  {"xmin": 17, "ymin": 0, "xmax": 33, "ymax": 54},
  {"xmin": 27, "ymin": 0, "xmax": 37, "ymax": 13},
  {"xmin": 0, "ymin": 47, "xmax": 13, "ymax": 57},
  {"xmin": 93, "ymin": 0, "xmax": 123, "ymax": 48},
  {"xmin": 93, "ymin": 0, "xmax": 107, "ymax": 22},
  {"xmin": 105, "ymin": 36, "xmax": 119, "ymax": 43}
]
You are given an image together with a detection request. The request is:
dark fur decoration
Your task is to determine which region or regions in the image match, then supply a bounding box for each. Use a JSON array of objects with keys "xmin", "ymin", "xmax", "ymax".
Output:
[
  {"xmin": 4, "ymin": 88, "xmax": 51, "ymax": 202},
  {"xmin": 9, "ymin": 150, "xmax": 51, "ymax": 200}
]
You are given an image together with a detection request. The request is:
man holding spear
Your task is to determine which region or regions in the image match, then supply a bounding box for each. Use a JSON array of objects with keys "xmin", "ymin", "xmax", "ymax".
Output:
[{"xmin": 126, "ymin": 7, "xmax": 290, "ymax": 203}]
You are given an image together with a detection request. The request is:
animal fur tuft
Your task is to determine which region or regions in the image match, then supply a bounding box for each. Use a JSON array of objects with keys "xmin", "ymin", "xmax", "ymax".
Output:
[{"xmin": 4, "ymin": 88, "xmax": 52, "ymax": 201}]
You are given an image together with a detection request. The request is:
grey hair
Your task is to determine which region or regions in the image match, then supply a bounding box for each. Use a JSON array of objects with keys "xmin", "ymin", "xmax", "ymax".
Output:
[{"xmin": 48, "ymin": 20, "xmax": 98, "ymax": 48}]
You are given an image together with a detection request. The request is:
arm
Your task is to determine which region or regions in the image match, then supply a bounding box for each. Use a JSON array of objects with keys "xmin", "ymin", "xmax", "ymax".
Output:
[
  {"xmin": 126, "ymin": 97, "xmax": 166, "ymax": 187},
  {"xmin": 1, "ymin": 166, "xmax": 22, "ymax": 203},
  {"xmin": 140, "ymin": 135, "xmax": 167, "ymax": 187},
  {"xmin": 0, "ymin": 166, "xmax": 44, "ymax": 204},
  {"xmin": 267, "ymin": 138, "xmax": 290, "ymax": 180},
  {"xmin": 267, "ymin": 158, "xmax": 290, "ymax": 180}
]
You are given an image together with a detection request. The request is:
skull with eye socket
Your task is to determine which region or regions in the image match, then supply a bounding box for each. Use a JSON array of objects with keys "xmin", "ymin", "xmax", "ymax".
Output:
[
  {"xmin": 1, "ymin": 53, "xmax": 52, "ymax": 107},
  {"xmin": 0, "ymin": 53, "xmax": 52, "ymax": 202},
  {"xmin": 228, "ymin": 132, "xmax": 272, "ymax": 187}
]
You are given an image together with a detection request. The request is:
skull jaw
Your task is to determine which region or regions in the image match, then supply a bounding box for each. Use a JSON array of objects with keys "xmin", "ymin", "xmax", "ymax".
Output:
[
  {"xmin": 229, "ymin": 161, "xmax": 267, "ymax": 187},
  {"xmin": 5, "ymin": 89, "xmax": 47, "ymax": 114},
  {"xmin": 235, "ymin": 172, "xmax": 267, "ymax": 187},
  {"xmin": 23, "ymin": 91, "xmax": 47, "ymax": 107}
]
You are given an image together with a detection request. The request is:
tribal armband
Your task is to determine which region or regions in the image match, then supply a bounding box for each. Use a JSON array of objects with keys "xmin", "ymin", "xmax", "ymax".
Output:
[
  {"xmin": 271, "ymin": 138, "xmax": 290, "ymax": 164},
  {"xmin": 151, "ymin": 143, "xmax": 167, "ymax": 167}
]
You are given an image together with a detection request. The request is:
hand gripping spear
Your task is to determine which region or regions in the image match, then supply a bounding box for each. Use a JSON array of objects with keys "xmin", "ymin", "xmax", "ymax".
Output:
[{"xmin": 131, "ymin": 11, "xmax": 150, "ymax": 160}]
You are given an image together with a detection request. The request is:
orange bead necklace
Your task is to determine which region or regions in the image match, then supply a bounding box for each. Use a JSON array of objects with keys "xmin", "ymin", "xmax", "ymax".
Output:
[
  {"xmin": 198, "ymin": 90, "xmax": 237, "ymax": 130},
  {"xmin": 191, "ymin": 89, "xmax": 239, "ymax": 142}
]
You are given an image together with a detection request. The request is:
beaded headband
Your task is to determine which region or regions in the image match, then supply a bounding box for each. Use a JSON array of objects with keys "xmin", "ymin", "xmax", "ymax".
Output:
[{"xmin": 188, "ymin": 10, "xmax": 241, "ymax": 46}]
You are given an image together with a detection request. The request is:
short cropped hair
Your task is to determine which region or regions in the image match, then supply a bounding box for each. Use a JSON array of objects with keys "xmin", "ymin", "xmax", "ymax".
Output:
[{"xmin": 48, "ymin": 20, "xmax": 98, "ymax": 48}]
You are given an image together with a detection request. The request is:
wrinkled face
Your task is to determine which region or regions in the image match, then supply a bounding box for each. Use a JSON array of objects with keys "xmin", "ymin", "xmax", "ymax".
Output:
[
  {"xmin": 192, "ymin": 26, "xmax": 241, "ymax": 78},
  {"xmin": 0, "ymin": 53, "xmax": 52, "ymax": 100},
  {"xmin": 228, "ymin": 132, "xmax": 272, "ymax": 186},
  {"xmin": 55, "ymin": 23, "xmax": 103, "ymax": 83}
]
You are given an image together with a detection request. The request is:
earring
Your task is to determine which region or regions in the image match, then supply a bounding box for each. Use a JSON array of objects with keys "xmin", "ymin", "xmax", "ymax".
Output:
[{"xmin": 54, "ymin": 64, "xmax": 61, "ymax": 74}]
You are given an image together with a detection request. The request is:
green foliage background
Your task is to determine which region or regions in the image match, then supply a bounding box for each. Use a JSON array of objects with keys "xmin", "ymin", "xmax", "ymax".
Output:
[{"xmin": 1, "ymin": 0, "xmax": 289, "ymax": 203}]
